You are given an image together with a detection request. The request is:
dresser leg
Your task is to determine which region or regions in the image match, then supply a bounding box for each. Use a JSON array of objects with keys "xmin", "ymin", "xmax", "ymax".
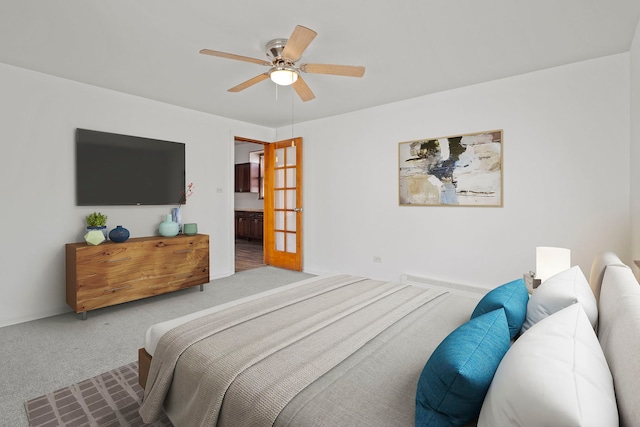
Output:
[
  {"xmin": 81, "ymin": 311, "xmax": 87, "ymax": 320},
  {"xmin": 200, "ymin": 284, "xmax": 204, "ymax": 292}
]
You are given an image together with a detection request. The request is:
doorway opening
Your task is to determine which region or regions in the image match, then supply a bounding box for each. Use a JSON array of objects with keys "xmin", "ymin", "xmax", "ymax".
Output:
[
  {"xmin": 234, "ymin": 138, "xmax": 266, "ymax": 272},
  {"xmin": 234, "ymin": 136, "xmax": 304, "ymax": 272}
]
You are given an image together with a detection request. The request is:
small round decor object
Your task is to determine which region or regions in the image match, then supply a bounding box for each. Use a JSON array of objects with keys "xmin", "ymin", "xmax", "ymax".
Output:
[
  {"xmin": 183, "ymin": 223, "xmax": 198, "ymax": 235},
  {"xmin": 84, "ymin": 230, "xmax": 105, "ymax": 246},
  {"xmin": 159, "ymin": 214, "xmax": 179, "ymax": 237},
  {"xmin": 109, "ymin": 225, "xmax": 130, "ymax": 243}
]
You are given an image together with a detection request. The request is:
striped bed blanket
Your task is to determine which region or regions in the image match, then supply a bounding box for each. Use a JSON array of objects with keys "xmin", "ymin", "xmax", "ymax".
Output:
[{"xmin": 139, "ymin": 274, "xmax": 481, "ymax": 426}]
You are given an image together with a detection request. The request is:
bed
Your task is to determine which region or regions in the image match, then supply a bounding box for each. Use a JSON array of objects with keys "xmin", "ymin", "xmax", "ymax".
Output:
[
  {"xmin": 138, "ymin": 274, "xmax": 486, "ymax": 426},
  {"xmin": 138, "ymin": 254, "xmax": 640, "ymax": 427}
]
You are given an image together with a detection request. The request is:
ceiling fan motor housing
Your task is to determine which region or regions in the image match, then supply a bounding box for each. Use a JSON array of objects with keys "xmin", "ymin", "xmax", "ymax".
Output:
[
  {"xmin": 265, "ymin": 38, "xmax": 289, "ymax": 60},
  {"xmin": 266, "ymin": 38, "xmax": 298, "ymax": 84}
]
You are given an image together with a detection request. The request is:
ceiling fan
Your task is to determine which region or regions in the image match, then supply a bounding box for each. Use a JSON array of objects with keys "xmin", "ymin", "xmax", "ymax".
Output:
[{"xmin": 199, "ymin": 25, "xmax": 365, "ymax": 102}]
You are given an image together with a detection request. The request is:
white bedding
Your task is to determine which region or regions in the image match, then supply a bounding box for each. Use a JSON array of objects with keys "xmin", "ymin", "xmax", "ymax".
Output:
[
  {"xmin": 144, "ymin": 273, "xmax": 489, "ymax": 356},
  {"xmin": 144, "ymin": 275, "xmax": 333, "ymax": 356}
]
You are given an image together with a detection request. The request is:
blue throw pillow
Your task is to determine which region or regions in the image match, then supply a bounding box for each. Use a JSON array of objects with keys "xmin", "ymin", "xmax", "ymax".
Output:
[
  {"xmin": 416, "ymin": 309, "xmax": 511, "ymax": 427},
  {"xmin": 471, "ymin": 278, "xmax": 528, "ymax": 339}
]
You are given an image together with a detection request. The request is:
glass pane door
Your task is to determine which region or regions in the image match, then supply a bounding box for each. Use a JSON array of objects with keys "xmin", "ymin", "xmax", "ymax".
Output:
[{"xmin": 264, "ymin": 138, "xmax": 303, "ymax": 271}]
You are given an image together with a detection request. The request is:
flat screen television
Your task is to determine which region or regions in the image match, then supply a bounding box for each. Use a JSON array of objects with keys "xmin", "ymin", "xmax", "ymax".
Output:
[{"xmin": 76, "ymin": 128, "xmax": 186, "ymax": 206}]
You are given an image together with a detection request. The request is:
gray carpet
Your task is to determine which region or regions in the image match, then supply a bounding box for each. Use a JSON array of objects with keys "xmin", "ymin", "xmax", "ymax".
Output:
[{"xmin": 0, "ymin": 267, "xmax": 313, "ymax": 427}]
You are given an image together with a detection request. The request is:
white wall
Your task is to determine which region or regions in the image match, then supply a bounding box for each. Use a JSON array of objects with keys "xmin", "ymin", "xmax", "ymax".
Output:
[
  {"xmin": 288, "ymin": 54, "xmax": 631, "ymax": 287},
  {"xmin": 631, "ymin": 19, "xmax": 640, "ymax": 272},
  {"xmin": 0, "ymin": 63, "xmax": 273, "ymax": 327}
]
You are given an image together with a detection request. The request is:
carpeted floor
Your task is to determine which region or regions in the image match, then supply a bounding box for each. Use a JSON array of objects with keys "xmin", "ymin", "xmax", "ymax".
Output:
[
  {"xmin": 25, "ymin": 362, "xmax": 171, "ymax": 427},
  {"xmin": 1, "ymin": 266, "xmax": 314, "ymax": 426}
]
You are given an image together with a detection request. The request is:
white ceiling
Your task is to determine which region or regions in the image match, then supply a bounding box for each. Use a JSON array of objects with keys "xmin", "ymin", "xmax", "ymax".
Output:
[{"xmin": 1, "ymin": 1, "xmax": 639, "ymax": 128}]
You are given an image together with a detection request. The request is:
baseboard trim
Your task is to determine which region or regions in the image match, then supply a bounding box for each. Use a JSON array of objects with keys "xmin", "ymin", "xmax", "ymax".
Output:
[
  {"xmin": 401, "ymin": 274, "xmax": 489, "ymax": 297},
  {"xmin": 0, "ymin": 306, "xmax": 70, "ymax": 328}
]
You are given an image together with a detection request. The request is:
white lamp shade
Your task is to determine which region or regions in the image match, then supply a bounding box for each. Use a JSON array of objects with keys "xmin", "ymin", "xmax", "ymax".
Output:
[
  {"xmin": 270, "ymin": 69, "xmax": 298, "ymax": 86},
  {"xmin": 536, "ymin": 247, "xmax": 571, "ymax": 282}
]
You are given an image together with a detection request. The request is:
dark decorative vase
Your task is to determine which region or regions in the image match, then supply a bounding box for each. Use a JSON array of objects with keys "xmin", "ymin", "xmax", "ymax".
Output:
[{"xmin": 109, "ymin": 225, "xmax": 130, "ymax": 243}]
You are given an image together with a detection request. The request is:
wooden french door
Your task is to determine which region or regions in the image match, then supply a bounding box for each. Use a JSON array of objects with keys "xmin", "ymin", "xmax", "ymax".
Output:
[{"xmin": 263, "ymin": 137, "xmax": 303, "ymax": 271}]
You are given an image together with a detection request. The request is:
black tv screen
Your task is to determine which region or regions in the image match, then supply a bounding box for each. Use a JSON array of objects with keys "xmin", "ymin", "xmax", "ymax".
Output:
[{"xmin": 76, "ymin": 128, "xmax": 186, "ymax": 206}]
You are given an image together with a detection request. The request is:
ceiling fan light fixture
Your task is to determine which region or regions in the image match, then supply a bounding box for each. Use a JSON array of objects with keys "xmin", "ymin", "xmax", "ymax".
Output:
[
  {"xmin": 270, "ymin": 67, "xmax": 298, "ymax": 86},
  {"xmin": 200, "ymin": 25, "xmax": 363, "ymax": 101}
]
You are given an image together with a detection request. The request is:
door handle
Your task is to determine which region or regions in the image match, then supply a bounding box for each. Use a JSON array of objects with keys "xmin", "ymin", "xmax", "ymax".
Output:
[{"xmin": 294, "ymin": 208, "xmax": 304, "ymax": 212}]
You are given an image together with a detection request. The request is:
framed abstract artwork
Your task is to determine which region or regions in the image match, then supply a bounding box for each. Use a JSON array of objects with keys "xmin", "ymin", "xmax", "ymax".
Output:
[{"xmin": 399, "ymin": 130, "xmax": 503, "ymax": 207}]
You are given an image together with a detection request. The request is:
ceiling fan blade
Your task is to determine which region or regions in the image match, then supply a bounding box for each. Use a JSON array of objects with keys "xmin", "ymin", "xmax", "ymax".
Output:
[
  {"xmin": 228, "ymin": 73, "xmax": 270, "ymax": 92},
  {"xmin": 199, "ymin": 49, "xmax": 270, "ymax": 66},
  {"xmin": 281, "ymin": 25, "xmax": 317, "ymax": 62},
  {"xmin": 292, "ymin": 76, "xmax": 315, "ymax": 102},
  {"xmin": 300, "ymin": 63, "xmax": 365, "ymax": 77}
]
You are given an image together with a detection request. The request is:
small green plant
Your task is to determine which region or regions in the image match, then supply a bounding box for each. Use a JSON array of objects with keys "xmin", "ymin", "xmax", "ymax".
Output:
[{"xmin": 85, "ymin": 212, "xmax": 107, "ymax": 227}]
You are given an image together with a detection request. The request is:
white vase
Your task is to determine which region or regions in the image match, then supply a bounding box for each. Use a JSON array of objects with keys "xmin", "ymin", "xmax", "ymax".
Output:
[{"xmin": 172, "ymin": 207, "xmax": 182, "ymax": 234}]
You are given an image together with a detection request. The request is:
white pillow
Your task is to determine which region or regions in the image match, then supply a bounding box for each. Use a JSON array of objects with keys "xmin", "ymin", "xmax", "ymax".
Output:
[
  {"xmin": 522, "ymin": 265, "xmax": 597, "ymax": 331},
  {"xmin": 478, "ymin": 304, "xmax": 618, "ymax": 427},
  {"xmin": 597, "ymin": 265, "xmax": 640, "ymax": 426}
]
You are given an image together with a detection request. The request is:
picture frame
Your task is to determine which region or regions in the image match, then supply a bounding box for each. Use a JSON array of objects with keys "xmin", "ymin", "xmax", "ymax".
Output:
[{"xmin": 399, "ymin": 129, "xmax": 503, "ymax": 207}]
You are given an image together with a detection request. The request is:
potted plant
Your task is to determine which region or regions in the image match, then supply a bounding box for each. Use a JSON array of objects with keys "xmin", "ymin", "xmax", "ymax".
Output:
[{"xmin": 85, "ymin": 212, "xmax": 108, "ymax": 238}]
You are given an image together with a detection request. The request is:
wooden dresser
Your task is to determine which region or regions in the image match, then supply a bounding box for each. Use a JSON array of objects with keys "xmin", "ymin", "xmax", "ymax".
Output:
[{"xmin": 66, "ymin": 234, "xmax": 209, "ymax": 319}]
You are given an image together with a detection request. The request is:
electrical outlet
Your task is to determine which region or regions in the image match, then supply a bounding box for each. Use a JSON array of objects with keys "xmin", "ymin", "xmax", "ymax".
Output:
[
  {"xmin": 216, "ymin": 187, "xmax": 224, "ymax": 193},
  {"xmin": 373, "ymin": 256, "xmax": 382, "ymax": 263}
]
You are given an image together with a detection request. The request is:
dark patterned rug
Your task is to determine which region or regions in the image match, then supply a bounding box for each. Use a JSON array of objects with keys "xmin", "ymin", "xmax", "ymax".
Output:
[{"xmin": 24, "ymin": 362, "xmax": 172, "ymax": 427}]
